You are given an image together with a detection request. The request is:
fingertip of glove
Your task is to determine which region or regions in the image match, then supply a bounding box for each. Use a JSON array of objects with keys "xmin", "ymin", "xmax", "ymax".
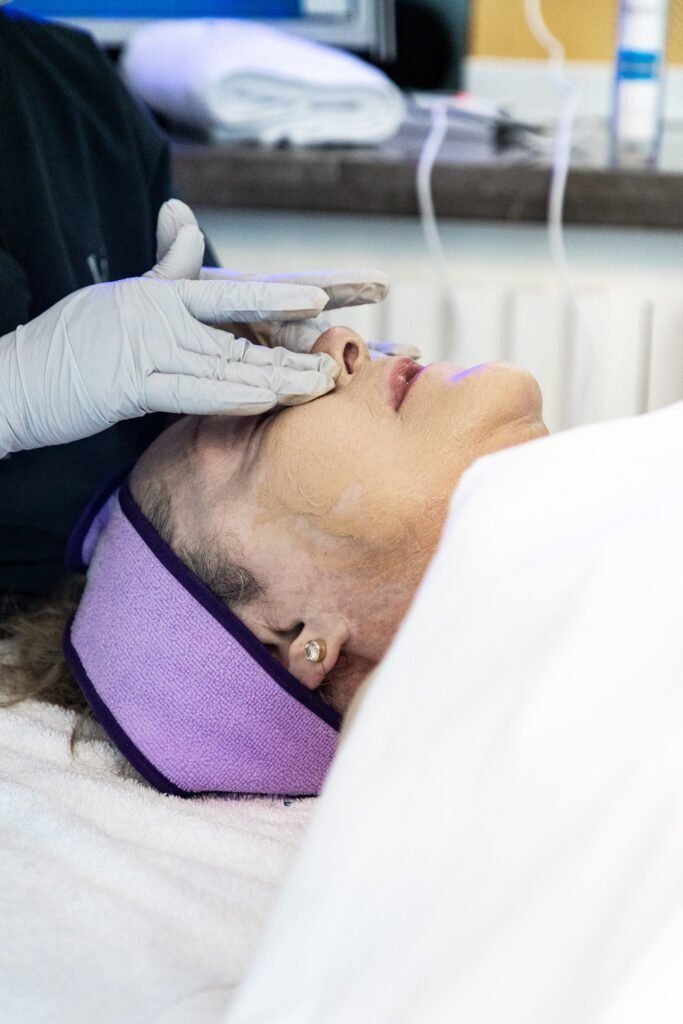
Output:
[
  {"xmin": 163, "ymin": 198, "xmax": 197, "ymax": 227},
  {"xmin": 312, "ymin": 372, "xmax": 337, "ymax": 396},
  {"xmin": 318, "ymin": 354, "xmax": 341, "ymax": 380},
  {"xmin": 299, "ymin": 284, "xmax": 330, "ymax": 312},
  {"xmin": 365, "ymin": 268, "xmax": 390, "ymax": 296},
  {"xmin": 277, "ymin": 379, "xmax": 335, "ymax": 407},
  {"xmin": 176, "ymin": 222, "xmax": 205, "ymax": 247}
]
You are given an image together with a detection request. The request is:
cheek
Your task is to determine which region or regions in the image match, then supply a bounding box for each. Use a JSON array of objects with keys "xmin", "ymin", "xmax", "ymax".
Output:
[
  {"xmin": 400, "ymin": 368, "xmax": 518, "ymax": 478},
  {"xmin": 255, "ymin": 402, "xmax": 373, "ymax": 539},
  {"xmin": 259, "ymin": 422, "xmax": 361, "ymax": 522},
  {"xmin": 256, "ymin": 402, "xmax": 412, "ymax": 551}
]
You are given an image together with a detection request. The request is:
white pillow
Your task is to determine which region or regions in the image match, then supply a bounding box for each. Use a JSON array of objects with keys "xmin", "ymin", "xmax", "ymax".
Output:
[{"xmin": 227, "ymin": 401, "xmax": 683, "ymax": 1024}]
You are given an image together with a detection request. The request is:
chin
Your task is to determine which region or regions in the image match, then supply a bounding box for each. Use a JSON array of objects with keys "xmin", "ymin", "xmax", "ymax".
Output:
[
  {"xmin": 432, "ymin": 360, "xmax": 547, "ymax": 434},
  {"xmin": 427, "ymin": 360, "xmax": 541, "ymax": 402},
  {"xmin": 404, "ymin": 360, "xmax": 546, "ymax": 436},
  {"xmin": 492, "ymin": 362, "xmax": 545, "ymax": 424}
]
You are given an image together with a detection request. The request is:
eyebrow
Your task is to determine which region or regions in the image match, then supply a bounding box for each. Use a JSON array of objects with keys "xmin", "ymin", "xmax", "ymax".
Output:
[
  {"xmin": 245, "ymin": 409, "xmax": 279, "ymax": 463},
  {"xmin": 188, "ymin": 411, "xmax": 277, "ymax": 486}
]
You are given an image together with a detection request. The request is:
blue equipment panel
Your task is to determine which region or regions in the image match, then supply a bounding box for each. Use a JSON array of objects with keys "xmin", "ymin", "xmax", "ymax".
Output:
[{"xmin": 15, "ymin": 1, "xmax": 305, "ymax": 17}]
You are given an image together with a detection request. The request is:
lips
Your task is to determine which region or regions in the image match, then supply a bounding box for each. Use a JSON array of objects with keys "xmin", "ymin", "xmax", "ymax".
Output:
[{"xmin": 387, "ymin": 358, "xmax": 423, "ymax": 411}]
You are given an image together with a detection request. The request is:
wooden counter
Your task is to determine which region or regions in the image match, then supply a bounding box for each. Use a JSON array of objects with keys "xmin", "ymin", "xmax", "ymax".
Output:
[{"xmin": 172, "ymin": 119, "xmax": 683, "ymax": 229}]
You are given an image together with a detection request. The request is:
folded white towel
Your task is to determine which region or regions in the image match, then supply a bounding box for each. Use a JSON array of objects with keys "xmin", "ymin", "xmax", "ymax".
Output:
[
  {"xmin": 0, "ymin": 688, "xmax": 313, "ymax": 1023},
  {"xmin": 122, "ymin": 20, "xmax": 405, "ymax": 146}
]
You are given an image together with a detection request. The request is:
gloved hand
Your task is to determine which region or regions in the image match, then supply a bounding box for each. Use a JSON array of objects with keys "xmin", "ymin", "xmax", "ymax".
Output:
[
  {"xmin": 265, "ymin": 317, "xmax": 422, "ymax": 362},
  {"xmin": 153, "ymin": 199, "xmax": 420, "ymax": 361},
  {"xmin": 0, "ymin": 253, "xmax": 339, "ymax": 457}
]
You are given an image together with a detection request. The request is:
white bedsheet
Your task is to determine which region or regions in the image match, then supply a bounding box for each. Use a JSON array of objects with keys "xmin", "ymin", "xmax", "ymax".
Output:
[
  {"xmin": 226, "ymin": 400, "xmax": 683, "ymax": 1023},
  {"xmin": 0, "ymin": 696, "xmax": 313, "ymax": 1023}
]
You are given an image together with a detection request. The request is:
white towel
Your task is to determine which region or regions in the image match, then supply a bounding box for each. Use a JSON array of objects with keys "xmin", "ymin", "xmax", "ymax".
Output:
[
  {"xmin": 227, "ymin": 400, "xmax": 683, "ymax": 1023},
  {"xmin": 0, "ymin": 690, "xmax": 314, "ymax": 1023},
  {"xmin": 121, "ymin": 20, "xmax": 405, "ymax": 146}
]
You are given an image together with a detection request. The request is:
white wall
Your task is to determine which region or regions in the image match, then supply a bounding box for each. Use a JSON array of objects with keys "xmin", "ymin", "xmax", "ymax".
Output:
[{"xmin": 466, "ymin": 57, "xmax": 683, "ymax": 126}]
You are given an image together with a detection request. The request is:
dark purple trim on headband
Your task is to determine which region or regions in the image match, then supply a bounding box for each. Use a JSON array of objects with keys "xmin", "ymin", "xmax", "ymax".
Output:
[
  {"xmin": 118, "ymin": 480, "xmax": 342, "ymax": 733},
  {"xmin": 62, "ymin": 616, "xmax": 192, "ymax": 798},
  {"xmin": 64, "ymin": 619, "xmax": 322, "ymax": 801},
  {"xmin": 65, "ymin": 461, "xmax": 137, "ymax": 573}
]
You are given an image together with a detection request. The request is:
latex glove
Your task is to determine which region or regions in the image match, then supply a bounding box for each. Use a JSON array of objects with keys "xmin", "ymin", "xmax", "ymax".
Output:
[
  {"xmin": 268, "ymin": 317, "xmax": 422, "ymax": 362},
  {"xmin": 154, "ymin": 199, "xmax": 418, "ymax": 359},
  {"xmin": 0, "ymin": 273, "xmax": 339, "ymax": 457}
]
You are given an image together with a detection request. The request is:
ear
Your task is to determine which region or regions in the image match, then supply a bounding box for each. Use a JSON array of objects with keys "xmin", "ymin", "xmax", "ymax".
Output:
[{"xmin": 287, "ymin": 614, "xmax": 350, "ymax": 691}]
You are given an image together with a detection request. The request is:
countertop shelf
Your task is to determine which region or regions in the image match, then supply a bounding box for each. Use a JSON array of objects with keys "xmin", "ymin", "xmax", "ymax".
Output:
[{"xmin": 171, "ymin": 119, "xmax": 683, "ymax": 229}]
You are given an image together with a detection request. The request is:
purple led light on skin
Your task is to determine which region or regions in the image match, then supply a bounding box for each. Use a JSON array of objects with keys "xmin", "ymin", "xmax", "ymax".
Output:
[
  {"xmin": 447, "ymin": 363, "xmax": 488, "ymax": 385},
  {"xmin": 63, "ymin": 474, "xmax": 340, "ymax": 798}
]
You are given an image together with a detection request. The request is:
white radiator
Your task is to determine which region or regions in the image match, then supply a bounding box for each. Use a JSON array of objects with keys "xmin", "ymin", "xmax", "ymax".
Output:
[
  {"xmin": 334, "ymin": 280, "xmax": 683, "ymax": 434},
  {"xmin": 200, "ymin": 209, "xmax": 683, "ymax": 435}
]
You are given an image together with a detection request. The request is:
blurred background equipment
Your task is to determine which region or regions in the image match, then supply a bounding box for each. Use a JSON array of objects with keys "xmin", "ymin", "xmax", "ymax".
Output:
[
  {"xmin": 470, "ymin": 0, "xmax": 682, "ymax": 63},
  {"xmin": 12, "ymin": 0, "xmax": 683, "ymax": 437},
  {"xmin": 13, "ymin": 0, "xmax": 471, "ymax": 89},
  {"xmin": 14, "ymin": 0, "xmax": 398, "ymax": 59},
  {"xmin": 611, "ymin": 0, "xmax": 670, "ymax": 166}
]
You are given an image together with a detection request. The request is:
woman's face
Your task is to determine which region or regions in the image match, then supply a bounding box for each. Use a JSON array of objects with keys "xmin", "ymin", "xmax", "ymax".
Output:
[{"xmin": 169, "ymin": 328, "xmax": 548, "ymax": 711}]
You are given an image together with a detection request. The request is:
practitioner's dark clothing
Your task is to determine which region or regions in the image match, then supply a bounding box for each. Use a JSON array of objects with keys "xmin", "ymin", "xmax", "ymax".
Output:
[{"xmin": 0, "ymin": 11, "xmax": 211, "ymax": 603}]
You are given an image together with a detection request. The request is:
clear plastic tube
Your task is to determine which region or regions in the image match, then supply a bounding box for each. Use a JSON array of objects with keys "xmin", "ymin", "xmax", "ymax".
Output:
[{"xmin": 524, "ymin": 0, "xmax": 596, "ymax": 427}]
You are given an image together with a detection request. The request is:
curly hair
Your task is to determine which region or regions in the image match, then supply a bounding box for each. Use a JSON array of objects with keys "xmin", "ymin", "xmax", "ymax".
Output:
[{"xmin": 0, "ymin": 464, "xmax": 265, "ymax": 757}]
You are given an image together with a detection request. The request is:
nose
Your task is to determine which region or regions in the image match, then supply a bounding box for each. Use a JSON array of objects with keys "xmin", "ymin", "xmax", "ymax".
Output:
[{"xmin": 311, "ymin": 327, "xmax": 370, "ymax": 387}]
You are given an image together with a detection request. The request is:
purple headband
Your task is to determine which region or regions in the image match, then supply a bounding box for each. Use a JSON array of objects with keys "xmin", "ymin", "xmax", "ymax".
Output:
[{"xmin": 63, "ymin": 467, "xmax": 340, "ymax": 798}]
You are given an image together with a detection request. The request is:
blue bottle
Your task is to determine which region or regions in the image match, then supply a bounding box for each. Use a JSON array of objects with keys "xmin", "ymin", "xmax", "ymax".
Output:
[{"xmin": 611, "ymin": 0, "xmax": 669, "ymax": 166}]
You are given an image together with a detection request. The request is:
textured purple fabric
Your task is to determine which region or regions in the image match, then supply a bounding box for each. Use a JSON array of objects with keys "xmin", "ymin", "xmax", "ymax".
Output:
[
  {"xmin": 80, "ymin": 494, "xmax": 119, "ymax": 569},
  {"xmin": 64, "ymin": 482, "xmax": 340, "ymax": 797},
  {"xmin": 64, "ymin": 462, "xmax": 134, "ymax": 573}
]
